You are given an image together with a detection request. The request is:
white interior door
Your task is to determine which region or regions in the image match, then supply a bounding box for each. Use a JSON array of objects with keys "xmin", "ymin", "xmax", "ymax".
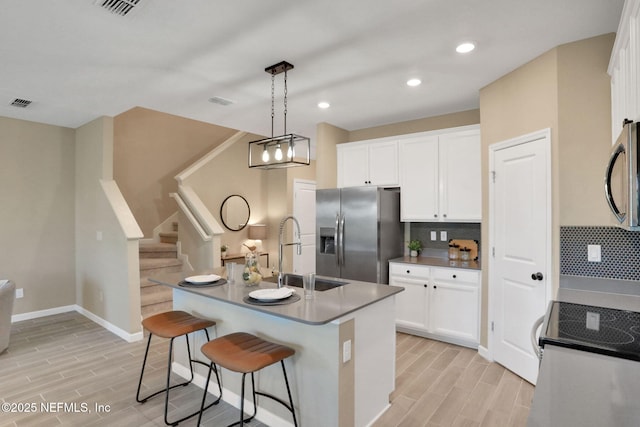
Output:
[
  {"xmin": 490, "ymin": 129, "xmax": 551, "ymax": 385},
  {"xmin": 293, "ymin": 179, "xmax": 316, "ymax": 274}
]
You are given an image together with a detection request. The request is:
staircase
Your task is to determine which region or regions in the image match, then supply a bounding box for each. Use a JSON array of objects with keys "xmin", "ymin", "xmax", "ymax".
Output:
[{"xmin": 139, "ymin": 224, "xmax": 182, "ymax": 318}]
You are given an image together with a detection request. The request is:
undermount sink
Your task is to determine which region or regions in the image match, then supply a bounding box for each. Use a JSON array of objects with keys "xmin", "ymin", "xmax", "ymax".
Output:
[{"xmin": 263, "ymin": 274, "xmax": 348, "ymax": 291}]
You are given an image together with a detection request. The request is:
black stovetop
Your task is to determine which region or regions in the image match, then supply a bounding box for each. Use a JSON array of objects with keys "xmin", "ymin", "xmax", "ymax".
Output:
[{"xmin": 540, "ymin": 301, "xmax": 640, "ymax": 362}]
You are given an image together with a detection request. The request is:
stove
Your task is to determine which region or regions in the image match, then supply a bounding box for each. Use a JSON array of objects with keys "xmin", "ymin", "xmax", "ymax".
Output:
[{"xmin": 540, "ymin": 301, "xmax": 640, "ymax": 362}]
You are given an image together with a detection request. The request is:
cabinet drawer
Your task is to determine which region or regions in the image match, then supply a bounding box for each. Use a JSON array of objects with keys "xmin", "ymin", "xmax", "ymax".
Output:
[
  {"xmin": 432, "ymin": 268, "xmax": 479, "ymax": 284},
  {"xmin": 390, "ymin": 263, "xmax": 430, "ymax": 278}
]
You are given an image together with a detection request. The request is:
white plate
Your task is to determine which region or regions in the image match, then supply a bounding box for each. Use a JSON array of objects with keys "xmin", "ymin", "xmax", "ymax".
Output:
[
  {"xmin": 184, "ymin": 274, "xmax": 221, "ymax": 284},
  {"xmin": 249, "ymin": 288, "xmax": 294, "ymax": 301}
]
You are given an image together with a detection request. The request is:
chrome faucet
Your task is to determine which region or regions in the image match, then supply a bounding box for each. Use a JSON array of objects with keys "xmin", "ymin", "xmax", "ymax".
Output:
[{"xmin": 278, "ymin": 215, "xmax": 302, "ymax": 288}]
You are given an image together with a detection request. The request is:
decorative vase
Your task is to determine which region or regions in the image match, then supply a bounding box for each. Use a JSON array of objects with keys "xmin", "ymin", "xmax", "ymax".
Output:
[{"xmin": 242, "ymin": 251, "xmax": 262, "ymax": 286}]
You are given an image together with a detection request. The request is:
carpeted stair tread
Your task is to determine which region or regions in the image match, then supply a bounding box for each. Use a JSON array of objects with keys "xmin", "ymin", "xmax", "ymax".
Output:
[
  {"xmin": 141, "ymin": 285, "xmax": 174, "ymax": 306},
  {"xmin": 139, "ymin": 242, "xmax": 177, "ymax": 259},
  {"xmin": 141, "ymin": 301, "xmax": 174, "ymax": 319},
  {"xmin": 139, "ymin": 258, "xmax": 183, "ymax": 271}
]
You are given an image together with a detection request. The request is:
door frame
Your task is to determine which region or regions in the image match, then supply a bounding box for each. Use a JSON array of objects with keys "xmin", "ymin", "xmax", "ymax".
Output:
[
  {"xmin": 292, "ymin": 178, "xmax": 316, "ymax": 274},
  {"xmin": 487, "ymin": 128, "xmax": 553, "ymax": 361}
]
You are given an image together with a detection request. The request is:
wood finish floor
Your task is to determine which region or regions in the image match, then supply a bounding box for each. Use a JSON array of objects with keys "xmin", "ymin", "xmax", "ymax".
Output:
[
  {"xmin": 0, "ymin": 312, "xmax": 533, "ymax": 427},
  {"xmin": 374, "ymin": 333, "xmax": 534, "ymax": 427}
]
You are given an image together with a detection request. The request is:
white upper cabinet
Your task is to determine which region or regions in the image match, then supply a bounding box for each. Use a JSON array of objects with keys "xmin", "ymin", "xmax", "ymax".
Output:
[
  {"xmin": 398, "ymin": 135, "xmax": 439, "ymax": 221},
  {"xmin": 337, "ymin": 140, "xmax": 398, "ymax": 187},
  {"xmin": 399, "ymin": 127, "xmax": 481, "ymax": 222},
  {"xmin": 609, "ymin": 0, "xmax": 640, "ymax": 142},
  {"xmin": 439, "ymin": 130, "xmax": 482, "ymax": 221}
]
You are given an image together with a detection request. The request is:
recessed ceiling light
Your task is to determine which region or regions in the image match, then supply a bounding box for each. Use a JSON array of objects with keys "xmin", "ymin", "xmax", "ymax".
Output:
[
  {"xmin": 318, "ymin": 101, "xmax": 330, "ymax": 109},
  {"xmin": 407, "ymin": 78, "xmax": 422, "ymax": 87},
  {"xmin": 456, "ymin": 42, "xmax": 476, "ymax": 54}
]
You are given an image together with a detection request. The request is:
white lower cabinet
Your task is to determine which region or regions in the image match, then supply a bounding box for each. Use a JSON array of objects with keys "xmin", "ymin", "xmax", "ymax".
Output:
[
  {"xmin": 390, "ymin": 262, "xmax": 480, "ymax": 348},
  {"xmin": 392, "ymin": 264, "xmax": 430, "ymax": 330}
]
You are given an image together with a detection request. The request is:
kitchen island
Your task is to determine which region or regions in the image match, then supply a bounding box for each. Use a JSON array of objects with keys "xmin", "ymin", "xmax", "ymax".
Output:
[{"xmin": 149, "ymin": 270, "xmax": 403, "ymax": 427}]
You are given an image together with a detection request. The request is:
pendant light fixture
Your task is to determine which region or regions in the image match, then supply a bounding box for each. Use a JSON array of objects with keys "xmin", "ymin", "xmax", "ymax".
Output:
[{"xmin": 248, "ymin": 61, "xmax": 310, "ymax": 169}]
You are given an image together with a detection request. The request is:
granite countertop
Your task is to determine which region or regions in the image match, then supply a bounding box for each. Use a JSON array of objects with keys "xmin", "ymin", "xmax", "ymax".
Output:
[
  {"xmin": 149, "ymin": 270, "xmax": 404, "ymax": 325},
  {"xmin": 389, "ymin": 256, "xmax": 481, "ymax": 271}
]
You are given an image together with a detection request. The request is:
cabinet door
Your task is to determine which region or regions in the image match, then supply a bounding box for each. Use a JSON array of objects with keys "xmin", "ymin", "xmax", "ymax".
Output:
[
  {"xmin": 392, "ymin": 275, "xmax": 429, "ymax": 331},
  {"xmin": 337, "ymin": 144, "xmax": 369, "ymax": 187},
  {"xmin": 368, "ymin": 140, "xmax": 398, "ymax": 186},
  {"xmin": 439, "ymin": 130, "xmax": 481, "ymax": 221},
  {"xmin": 429, "ymin": 269, "xmax": 479, "ymax": 342},
  {"xmin": 399, "ymin": 136, "xmax": 439, "ymax": 221}
]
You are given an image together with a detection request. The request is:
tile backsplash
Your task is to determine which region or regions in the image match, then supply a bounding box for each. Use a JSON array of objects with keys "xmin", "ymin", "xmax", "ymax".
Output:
[
  {"xmin": 410, "ymin": 222, "xmax": 481, "ymax": 252},
  {"xmin": 560, "ymin": 226, "xmax": 640, "ymax": 280}
]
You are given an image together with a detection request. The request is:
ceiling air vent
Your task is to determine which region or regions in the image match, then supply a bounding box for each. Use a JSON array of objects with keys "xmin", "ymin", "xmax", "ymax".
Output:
[
  {"xmin": 96, "ymin": 0, "xmax": 142, "ymax": 17},
  {"xmin": 10, "ymin": 98, "xmax": 32, "ymax": 108},
  {"xmin": 208, "ymin": 96, "xmax": 235, "ymax": 106}
]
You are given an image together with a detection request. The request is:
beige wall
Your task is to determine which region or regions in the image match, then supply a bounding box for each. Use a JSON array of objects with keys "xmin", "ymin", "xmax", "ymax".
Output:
[
  {"xmin": 316, "ymin": 122, "xmax": 349, "ymax": 189},
  {"xmin": 0, "ymin": 117, "xmax": 76, "ymax": 315},
  {"xmin": 557, "ymin": 34, "xmax": 615, "ymax": 226},
  {"xmin": 479, "ymin": 33, "xmax": 614, "ymax": 347},
  {"xmin": 348, "ymin": 109, "xmax": 481, "ymax": 142},
  {"xmin": 181, "ymin": 133, "xmax": 268, "ymax": 263},
  {"xmin": 114, "ymin": 107, "xmax": 239, "ymax": 237},
  {"xmin": 75, "ymin": 117, "xmax": 142, "ymax": 334}
]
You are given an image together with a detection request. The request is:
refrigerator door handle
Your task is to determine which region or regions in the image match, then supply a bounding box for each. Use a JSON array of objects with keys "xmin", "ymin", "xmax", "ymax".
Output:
[
  {"xmin": 339, "ymin": 214, "xmax": 346, "ymax": 266},
  {"xmin": 334, "ymin": 213, "xmax": 340, "ymax": 267}
]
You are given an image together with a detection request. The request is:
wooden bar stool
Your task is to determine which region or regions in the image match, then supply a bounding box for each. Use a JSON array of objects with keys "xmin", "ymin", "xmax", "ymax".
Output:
[
  {"xmin": 197, "ymin": 332, "xmax": 297, "ymax": 427},
  {"xmin": 136, "ymin": 310, "xmax": 222, "ymax": 426}
]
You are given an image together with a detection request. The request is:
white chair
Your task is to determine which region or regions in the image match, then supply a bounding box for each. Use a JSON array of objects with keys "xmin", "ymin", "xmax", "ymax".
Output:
[{"xmin": 0, "ymin": 280, "xmax": 16, "ymax": 354}]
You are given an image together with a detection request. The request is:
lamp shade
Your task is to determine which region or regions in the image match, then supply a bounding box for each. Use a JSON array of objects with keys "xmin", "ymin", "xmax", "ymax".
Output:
[{"xmin": 248, "ymin": 224, "xmax": 267, "ymax": 240}]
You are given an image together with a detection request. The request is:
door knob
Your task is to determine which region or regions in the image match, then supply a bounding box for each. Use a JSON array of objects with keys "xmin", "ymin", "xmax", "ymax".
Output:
[{"xmin": 531, "ymin": 272, "xmax": 544, "ymax": 281}]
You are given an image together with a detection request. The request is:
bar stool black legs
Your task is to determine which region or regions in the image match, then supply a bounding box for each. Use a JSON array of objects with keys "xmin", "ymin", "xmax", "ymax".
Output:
[
  {"xmin": 198, "ymin": 332, "xmax": 298, "ymax": 427},
  {"xmin": 135, "ymin": 311, "xmax": 222, "ymax": 426}
]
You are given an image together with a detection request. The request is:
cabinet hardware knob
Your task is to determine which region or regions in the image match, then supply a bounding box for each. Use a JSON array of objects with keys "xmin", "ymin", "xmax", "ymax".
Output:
[
  {"xmin": 424, "ymin": 284, "xmax": 428, "ymax": 288},
  {"xmin": 452, "ymin": 275, "xmax": 457, "ymax": 278},
  {"xmin": 406, "ymin": 270, "xmax": 410, "ymax": 274},
  {"xmin": 434, "ymin": 214, "xmax": 438, "ymax": 218},
  {"xmin": 433, "ymin": 285, "xmax": 437, "ymax": 289},
  {"xmin": 443, "ymin": 214, "xmax": 447, "ymax": 218}
]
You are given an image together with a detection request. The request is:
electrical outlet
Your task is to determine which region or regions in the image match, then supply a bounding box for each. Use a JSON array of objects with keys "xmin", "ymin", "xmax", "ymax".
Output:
[
  {"xmin": 430, "ymin": 231, "xmax": 437, "ymax": 241},
  {"xmin": 440, "ymin": 230, "xmax": 447, "ymax": 241},
  {"xmin": 587, "ymin": 244, "xmax": 601, "ymax": 262},
  {"xmin": 16, "ymin": 288, "xmax": 24, "ymax": 299},
  {"xmin": 96, "ymin": 231, "xmax": 103, "ymax": 241},
  {"xmin": 586, "ymin": 311, "xmax": 600, "ymax": 331},
  {"xmin": 342, "ymin": 339, "xmax": 352, "ymax": 363}
]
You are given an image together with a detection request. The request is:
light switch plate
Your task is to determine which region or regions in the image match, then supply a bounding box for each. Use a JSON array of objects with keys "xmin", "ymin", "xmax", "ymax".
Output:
[
  {"xmin": 342, "ymin": 339, "xmax": 351, "ymax": 363},
  {"xmin": 587, "ymin": 244, "xmax": 601, "ymax": 262},
  {"xmin": 430, "ymin": 231, "xmax": 437, "ymax": 241},
  {"xmin": 440, "ymin": 231, "xmax": 447, "ymax": 241}
]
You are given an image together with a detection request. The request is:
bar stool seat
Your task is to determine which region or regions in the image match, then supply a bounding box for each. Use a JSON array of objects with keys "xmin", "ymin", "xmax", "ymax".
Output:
[
  {"xmin": 197, "ymin": 332, "xmax": 297, "ymax": 426},
  {"xmin": 136, "ymin": 310, "xmax": 222, "ymax": 426}
]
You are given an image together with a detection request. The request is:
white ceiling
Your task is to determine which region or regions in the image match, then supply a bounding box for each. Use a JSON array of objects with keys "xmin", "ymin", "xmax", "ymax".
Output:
[{"xmin": 0, "ymin": 0, "xmax": 625, "ymax": 140}]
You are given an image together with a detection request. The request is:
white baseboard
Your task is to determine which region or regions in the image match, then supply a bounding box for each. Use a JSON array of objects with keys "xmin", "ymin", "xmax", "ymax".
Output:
[
  {"xmin": 172, "ymin": 362, "xmax": 294, "ymax": 427},
  {"xmin": 11, "ymin": 305, "xmax": 76, "ymax": 322},
  {"xmin": 478, "ymin": 344, "xmax": 492, "ymax": 362},
  {"xmin": 12, "ymin": 305, "xmax": 143, "ymax": 343},
  {"xmin": 74, "ymin": 305, "xmax": 143, "ymax": 343}
]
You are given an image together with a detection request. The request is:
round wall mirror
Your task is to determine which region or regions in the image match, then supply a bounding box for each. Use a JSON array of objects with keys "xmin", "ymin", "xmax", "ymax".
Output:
[{"xmin": 220, "ymin": 195, "xmax": 250, "ymax": 231}]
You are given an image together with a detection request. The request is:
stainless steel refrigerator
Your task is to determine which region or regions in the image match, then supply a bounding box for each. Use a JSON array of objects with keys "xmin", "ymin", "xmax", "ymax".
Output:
[{"xmin": 316, "ymin": 186, "xmax": 403, "ymax": 284}]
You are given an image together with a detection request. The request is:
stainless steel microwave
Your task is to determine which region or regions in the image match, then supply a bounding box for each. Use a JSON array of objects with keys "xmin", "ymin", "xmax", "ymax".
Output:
[{"xmin": 605, "ymin": 120, "xmax": 640, "ymax": 230}]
